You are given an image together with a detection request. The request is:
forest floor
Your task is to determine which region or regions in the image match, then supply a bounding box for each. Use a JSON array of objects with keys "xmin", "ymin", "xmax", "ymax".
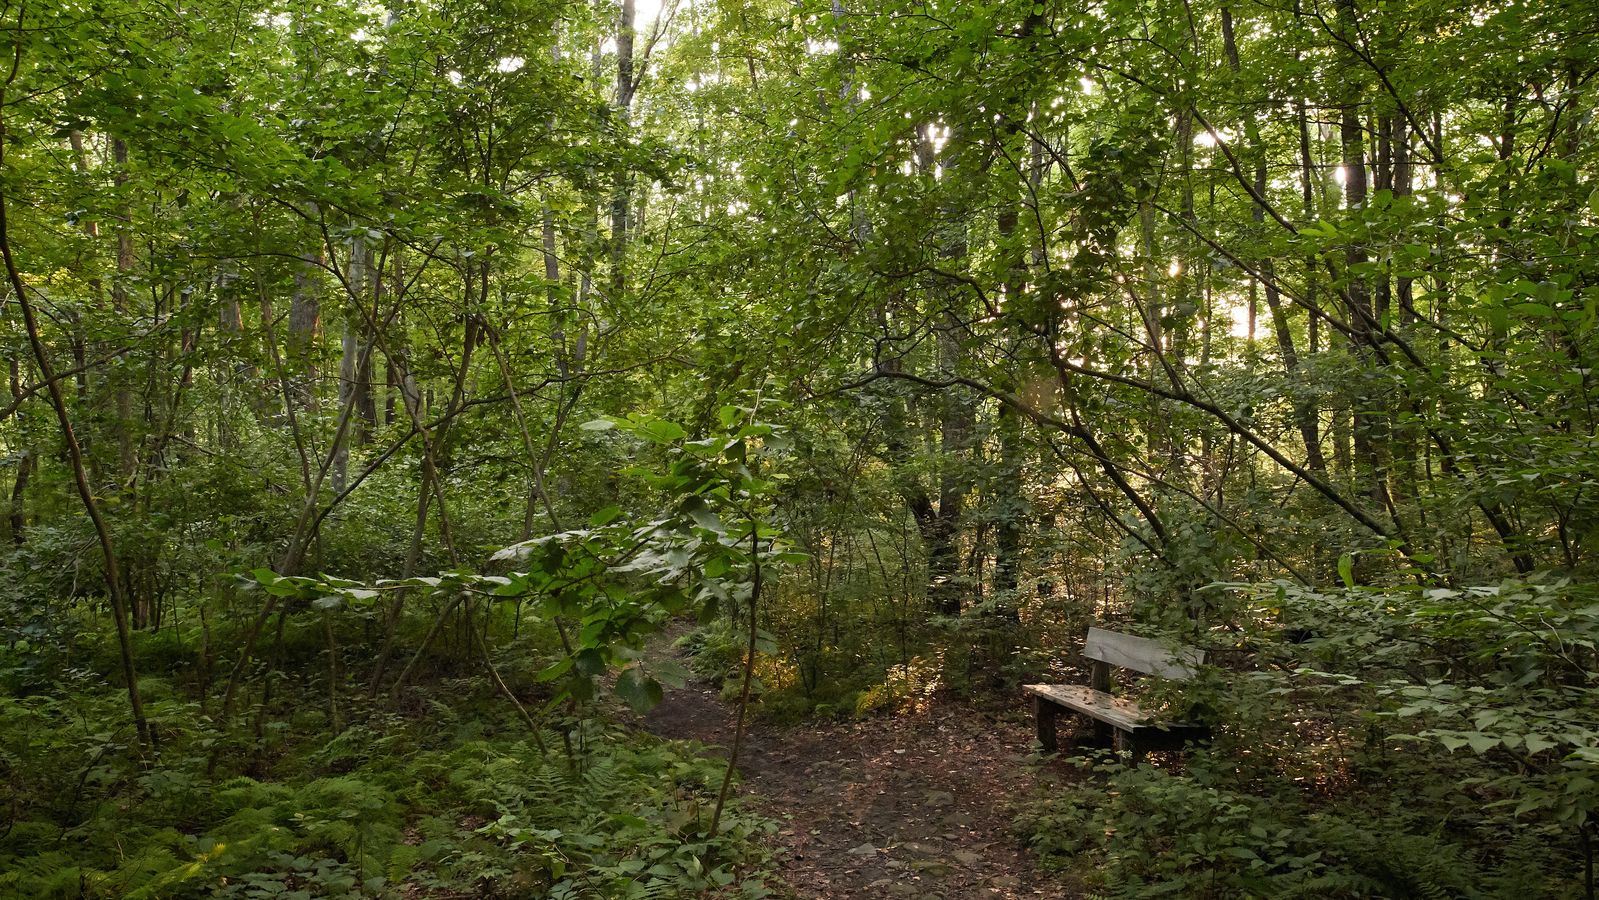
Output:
[{"xmin": 637, "ymin": 631, "xmax": 1077, "ymax": 899}]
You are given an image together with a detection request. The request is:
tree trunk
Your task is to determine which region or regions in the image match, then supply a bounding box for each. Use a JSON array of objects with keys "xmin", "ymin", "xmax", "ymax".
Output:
[
  {"xmin": 1223, "ymin": 5, "xmax": 1325, "ymax": 473},
  {"xmin": 7, "ymin": 358, "xmax": 27, "ymax": 546},
  {"xmin": 608, "ymin": 0, "xmax": 636, "ymax": 302},
  {"xmin": 287, "ymin": 253, "xmax": 323, "ymax": 413},
  {"xmin": 1337, "ymin": 0, "xmax": 1387, "ymax": 519}
]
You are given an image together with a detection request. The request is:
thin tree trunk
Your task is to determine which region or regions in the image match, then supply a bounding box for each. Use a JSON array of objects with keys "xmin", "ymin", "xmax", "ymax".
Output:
[
  {"xmin": 1223, "ymin": 6, "xmax": 1325, "ymax": 473},
  {"xmin": 7, "ymin": 357, "xmax": 28, "ymax": 545},
  {"xmin": 1337, "ymin": 0, "xmax": 1388, "ymax": 528},
  {"xmin": 608, "ymin": 0, "xmax": 637, "ymax": 301},
  {"xmin": 287, "ymin": 253, "xmax": 323, "ymax": 413}
]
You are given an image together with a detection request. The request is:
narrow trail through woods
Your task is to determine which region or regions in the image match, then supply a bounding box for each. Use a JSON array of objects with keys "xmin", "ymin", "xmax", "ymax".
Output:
[{"xmin": 637, "ymin": 632, "xmax": 1074, "ymax": 899}]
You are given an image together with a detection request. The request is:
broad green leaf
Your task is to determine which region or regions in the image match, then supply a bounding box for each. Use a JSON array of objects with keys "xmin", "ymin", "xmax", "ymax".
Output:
[
  {"xmin": 1337, "ymin": 554, "xmax": 1355, "ymax": 589},
  {"xmin": 615, "ymin": 668, "xmax": 663, "ymax": 713}
]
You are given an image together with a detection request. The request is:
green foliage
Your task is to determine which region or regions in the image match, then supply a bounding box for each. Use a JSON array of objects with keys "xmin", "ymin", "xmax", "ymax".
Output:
[
  {"xmin": 5, "ymin": 0, "xmax": 1599, "ymax": 894},
  {"xmin": 0, "ymin": 691, "xmax": 771, "ymax": 898},
  {"xmin": 677, "ymin": 620, "xmax": 747, "ymax": 686},
  {"xmin": 1019, "ymin": 574, "xmax": 1599, "ymax": 899},
  {"xmin": 0, "ymin": 418, "xmax": 791, "ymax": 897},
  {"xmin": 235, "ymin": 412, "xmax": 802, "ymax": 715},
  {"xmin": 1226, "ymin": 577, "xmax": 1599, "ymax": 829},
  {"xmin": 1019, "ymin": 758, "xmax": 1569, "ymax": 899}
]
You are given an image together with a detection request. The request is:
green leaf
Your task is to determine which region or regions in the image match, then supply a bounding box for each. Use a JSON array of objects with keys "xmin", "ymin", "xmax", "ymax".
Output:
[
  {"xmin": 492, "ymin": 577, "xmax": 531, "ymax": 597},
  {"xmin": 574, "ymin": 648, "xmax": 606, "ymax": 676},
  {"xmin": 638, "ymin": 418, "xmax": 687, "ymax": 444},
  {"xmin": 1466, "ymin": 732, "xmax": 1499, "ymax": 754},
  {"xmin": 681, "ymin": 496, "xmax": 725, "ymax": 534},
  {"xmin": 1337, "ymin": 553, "xmax": 1355, "ymax": 588},
  {"xmin": 580, "ymin": 418, "xmax": 615, "ymax": 431},
  {"xmin": 651, "ymin": 657, "xmax": 691, "ymax": 689},
  {"xmin": 536, "ymin": 657, "xmax": 574, "ymax": 682},
  {"xmin": 616, "ymin": 667, "xmax": 664, "ymax": 712},
  {"xmin": 263, "ymin": 577, "xmax": 303, "ymax": 598},
  {"xmin": 1524, "ymin": 735, "xmax": 1557, "ymax": 755}
]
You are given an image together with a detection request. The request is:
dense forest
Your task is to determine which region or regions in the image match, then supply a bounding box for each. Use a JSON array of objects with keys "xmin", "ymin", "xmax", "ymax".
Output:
[{"xmin": 2, "ymin": 0, "xmax": 1598, "ymax": 895}]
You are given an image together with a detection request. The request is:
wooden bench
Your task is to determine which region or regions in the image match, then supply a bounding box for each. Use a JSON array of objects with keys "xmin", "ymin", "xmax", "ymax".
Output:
[{"xmin": 1025, "ymin": 627, "xmax": 1207, "ymax": 764}]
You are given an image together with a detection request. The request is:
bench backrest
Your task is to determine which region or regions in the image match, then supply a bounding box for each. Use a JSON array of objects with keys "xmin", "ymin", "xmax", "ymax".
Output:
[{"xmin": 1084, "ymin": 627, "xmax": 1204, "ymax": 681}]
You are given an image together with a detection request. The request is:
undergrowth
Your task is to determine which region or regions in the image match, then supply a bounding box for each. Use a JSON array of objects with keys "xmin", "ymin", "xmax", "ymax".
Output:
[
  {"xmin": 675, "ymin": 610, "xmax": 1032, "ymax": 725},
  {"xmin": 1015, "ymin": 577, "xmax": 1599, "ymax": 899},
  {"xmin": 0, "ymin": 633, "xmax": 773, "ymax": 899},
  {"xmin": 1018, "ymin": 753, "xmax": 1573, "ymax": 899}
]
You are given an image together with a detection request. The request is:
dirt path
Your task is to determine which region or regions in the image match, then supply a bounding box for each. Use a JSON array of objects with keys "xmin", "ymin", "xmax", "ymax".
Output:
[{"xmin": 639, "ymin": 636, "xmax": 1075, "ymax": 899}]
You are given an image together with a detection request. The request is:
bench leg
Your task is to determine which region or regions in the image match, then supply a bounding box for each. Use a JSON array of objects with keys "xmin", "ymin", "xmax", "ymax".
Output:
[
  {"xmin": 1113, "ymin": 730, "xmax": 1143, "ymax": 766},
  {"xmin": 1033, "ymin": 697, "xmax": 1059, "ymax": 752},
  {"xmin": 1092, "ymin": 718, "xmax": 1115, "ymax": 747},
  {"xmin": 1090, "ymin": 661, "xmax": 1113, "ymax": 748}
]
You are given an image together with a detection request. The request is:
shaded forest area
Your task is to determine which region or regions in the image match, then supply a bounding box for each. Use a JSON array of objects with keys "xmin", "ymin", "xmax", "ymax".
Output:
[{"xmin": 2, "ymin": 0, "xmax": 1598, "ymax": 895}]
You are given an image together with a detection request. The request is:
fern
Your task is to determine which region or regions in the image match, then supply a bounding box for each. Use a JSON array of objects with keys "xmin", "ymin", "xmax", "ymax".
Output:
[
  {"xmin": 1, "ymin": 692, "xmax": 770, "ymax": 899},
  {"xmin": 0, "ymin": 851, "xmax": 83, "ymax": 899}
]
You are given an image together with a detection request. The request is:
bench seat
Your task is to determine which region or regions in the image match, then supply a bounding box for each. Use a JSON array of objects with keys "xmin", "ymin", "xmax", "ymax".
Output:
[
  {"xmin": 1025, "ymin": 628, "xmax": 1209, "ymax": 762},
  {"xmin": 1025, "ymin": 683, "xmax": 1151, "ymax": 732}
]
